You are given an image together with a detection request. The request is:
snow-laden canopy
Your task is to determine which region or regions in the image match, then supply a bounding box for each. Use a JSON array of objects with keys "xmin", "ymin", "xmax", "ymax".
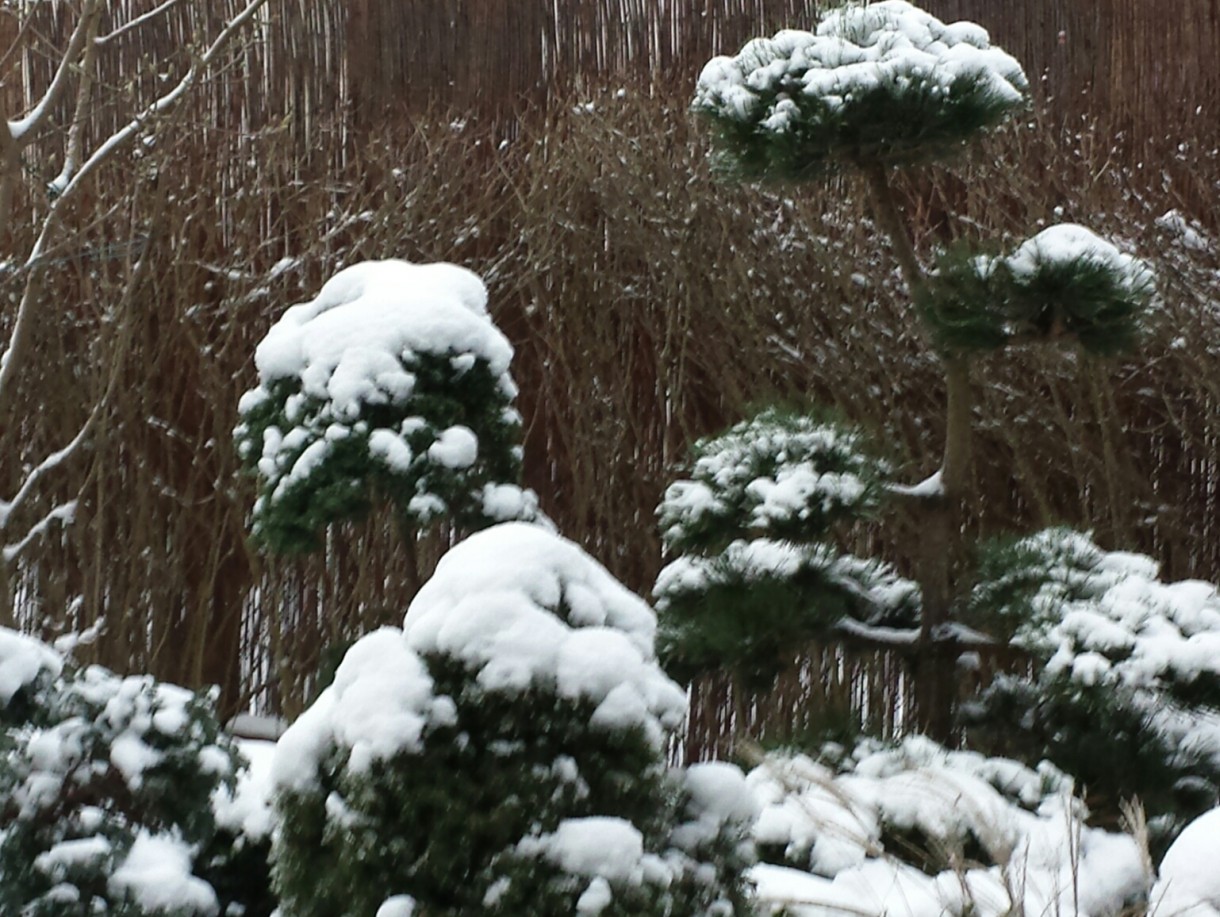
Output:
[
  {"xmin": 245, "ymin": 260, "xmax": 514, "ymax": 418},
  {"xmin": 235, "ymin": 260, "xmax": 538, "ymax": 552},
  {"xmin": 921, "ymin": 224, "xmax": 1156, "ymax": 354},
  {"xmin": 0, "ymin": 625, "xmax": 61, "ymax": 707},
  {"xmin": 748, "ymin": 736, "xmax": 1147, "ymax": 917},
  {"xmin": 996, "ymin": 529, "xmax": 1220, "ymax": 704},
  {"xmin": 405, "ymin": 522, "xmax": 688, "ymax": 748},
  {"xmin": 658, "ymin": 408, "xmax": 881, "ymax": 553},
  {"xmin": 693, "ymin": 0, "xmax": 1028, "ymax": 176}
]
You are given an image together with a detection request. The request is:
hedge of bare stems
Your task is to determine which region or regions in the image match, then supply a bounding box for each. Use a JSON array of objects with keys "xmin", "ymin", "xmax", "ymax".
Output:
[{"xmin": 0, "ymin": 3, "xmax": 1217, "ymax": 750}]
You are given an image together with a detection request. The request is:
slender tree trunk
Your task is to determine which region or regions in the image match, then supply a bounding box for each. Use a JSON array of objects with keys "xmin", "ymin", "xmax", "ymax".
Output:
[{"xmin": 862, "ymin": 162, "xmax": 972, "ymax": 742}]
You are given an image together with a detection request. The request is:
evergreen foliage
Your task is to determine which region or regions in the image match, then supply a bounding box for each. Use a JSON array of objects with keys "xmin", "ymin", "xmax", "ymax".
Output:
[
  {"xmin": 271, "ymin": 527, "xmax": 756, "ymax": 916},
  {"xmin": 234, "ymin": 260, "xmax": 539, "ymax": 555},
  {"xmin": 692, "ymin": 1, "xmax": 1028, "ymax": 181},
  {"xmin": 961, "ymin": 528, "xmax": 1220, "ymax": 838},
  {"xmin": 654, "ymin": 539, "xmax": 918, "ymax": 685},
  {"xmin": 0, "ymin": 633, "xmax": 261, "ymax": 916},
  {"xmin": 918, "ymin": 225, "xmax": 1157, "ymax": 355},
  {"xmin": 657, "ymin": 408, "xmax": 884, "ymax": 555},
  {"xmin": 236, "ymin": 353, "xmax": 529, "ymax": 553}
]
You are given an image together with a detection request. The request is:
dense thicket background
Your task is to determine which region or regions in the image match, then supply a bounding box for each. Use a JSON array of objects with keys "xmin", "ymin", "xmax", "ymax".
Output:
[{"xmin": 1, "ymin": 0, "xmax": 1217, "ymax": 742}]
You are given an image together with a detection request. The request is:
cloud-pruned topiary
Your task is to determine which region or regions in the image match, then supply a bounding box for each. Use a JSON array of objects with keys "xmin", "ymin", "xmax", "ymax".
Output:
[
  {"xmin": 654, "ymin": 409, "xmax": 916, "ymax": 685},
  {"xmin": 271, "ymin": 523, "xmax": 756, "ymax": 917},
  {"xmin": 692, "ymin": 0, "xmax": 1028, "ymax": 180},
  {"xmin": 234, "ymin": 260, "xmax": 540, "ymax": 555},
  {"xmin": 918, "ymin": 224, "xmax": 1157, "ymax": 355}
]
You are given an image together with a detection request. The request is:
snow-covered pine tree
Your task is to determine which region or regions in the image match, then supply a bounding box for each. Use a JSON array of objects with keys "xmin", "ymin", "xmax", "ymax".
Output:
[
  {"xmin": 680, "ymin": 0, "xmax": 1156, "ymax": 737},
  {"xmin": 654, "ymin": 408, "xmax": 918, "ymax": 687},
  {"xmin": 234, "ymin": 260, "xmax": 541, "ymax": 589},
  {"xmin": 0, "ymin": 627, "xmax": 266, "ymax": 916},
  {"xmin": 270, "ymin": 523, "xmax": 756, "ymax": 917}
]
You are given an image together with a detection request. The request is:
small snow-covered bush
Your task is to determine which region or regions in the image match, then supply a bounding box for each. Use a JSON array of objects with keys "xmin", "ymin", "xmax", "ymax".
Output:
[
  {"xmin": 654, "ymin": 410, "xmax": 917, "ymax": 685},
  {"xmin": 0, "ymin": 628, "xmax": 254, "ymax": 916},
  {"xmin": 963, "ymin": 528, "xmax": 1220, "ymax": 836},
  {"xmin": 271, "ymin": 523, "xmax": 756, "ymax": 917},
  {"xmin": 692, "ymin": 0, "xmax": 1028, "ymax": 179},
  {"xmin": 747, "ymin": 735, "xmax": 1149, "ymax": 916},
  {"xmin": 235, "ymin": 260, "xmax": 540, "ymax": 554}
]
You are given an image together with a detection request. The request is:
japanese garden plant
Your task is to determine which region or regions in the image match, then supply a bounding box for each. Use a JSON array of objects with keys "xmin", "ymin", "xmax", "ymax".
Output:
[
  {"xmin": 0, "ymin": 627, "xmax": 268, "ymax": 916},
  {"xmin": 235, "ymin": 259, "xmax": 541, "ymax": 590},
  {"xmin": 270, "ymin": 523, "xmax": 757, "ymax": 917}
]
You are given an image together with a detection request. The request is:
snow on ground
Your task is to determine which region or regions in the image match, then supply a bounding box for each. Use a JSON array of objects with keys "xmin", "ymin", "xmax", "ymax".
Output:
[
  {"xmin": 1151, "ymin": 807, "xmax": 1220, "ymax": 917},
  {"xmin": 747, "ymin": 736, "xmax": 1148, "ymax": 917}
]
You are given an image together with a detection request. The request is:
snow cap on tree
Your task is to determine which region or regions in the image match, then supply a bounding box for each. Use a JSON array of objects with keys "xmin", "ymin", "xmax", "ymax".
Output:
[
  {"xmin": 235, "ymin": 259, "xmax": 540, "ymax": 554},
  {"xmin": 962, "ymin": 528, "xmax": 1220, "ymax": 837},
  {"xmin": 693, "ymin": 0, "xmax": 1029, "ymax": 180},
  {"xmin": 271, "ymin": 523, "xmax": 752, "ymax": 916},
  {"xmin": 919, "ymin": 223, "xmax": 1157, "ymax": 354}
]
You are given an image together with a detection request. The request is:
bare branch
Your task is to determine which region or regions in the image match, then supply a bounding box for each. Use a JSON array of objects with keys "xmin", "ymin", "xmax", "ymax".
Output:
[
  {"xmin": 7, "ymin": 0, "xmax": 103, "ymax": 143},
  {"xmin": 2, "ymin": 501, "xmax": 76, "ymax": 564},
  {"xmin": 94, "ymin": 0, "xmax": 186, "ymax": 47}
]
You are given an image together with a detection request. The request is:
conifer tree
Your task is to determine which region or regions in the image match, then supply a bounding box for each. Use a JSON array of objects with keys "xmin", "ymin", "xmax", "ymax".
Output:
[
  {"xmin": 235, "ymin": 260, "xmax": 541, "ymax": 591},
  {"xmin": 676, "ymin": 0, "xmax": 1156, "ymax": 738}
]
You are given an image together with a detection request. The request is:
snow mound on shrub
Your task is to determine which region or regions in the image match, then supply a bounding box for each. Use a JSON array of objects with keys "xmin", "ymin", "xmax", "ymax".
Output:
[
  {"xmin": 695, "ymin": 0, "xmax": 1026, "ymax": 138},
  {"xmin": 748, "ymin": 736, "xmax": 1148, "ymax": 916},
  {"xmin": 404, "ymin": 522, "xmax": 688, "ymax": 747},
  {"xmin": 271, "ymin": 627, "xmax": 454, "ymax": 793},
  {"xmin": 1005, "ymin": 223, "xmax": 1155, "ymax": 291},
  {"xmin": 246, "ymin": 259, "xmax": 514, "ymax": 418},
  {"xmin": 0, "ymin": 626, "xmax": 62, "ymax": 706}
]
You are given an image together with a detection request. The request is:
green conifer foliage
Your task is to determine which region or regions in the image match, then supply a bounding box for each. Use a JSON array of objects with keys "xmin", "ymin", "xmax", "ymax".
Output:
[
  {"xmin": 654, "ymin": 410, "xmax": 916, "ymax": 685},
  {"xmin": 0, "ymin": 630, "xmax": 254, "ymax": 916},
  {"xmin": 692, "ymin": 1, "xmax": 1028, "ymax": 180},
  {"xmin": 919, "ymin": 224, "xmax": 1157, "ymax": 355},
  {"xmin": 234, "ymin": 260, "xmax": 539, "ymax": 555},
  {"xmin": 271, "ymin": 525, "xmax": 756, "ymax": 917},
  {"xmin": 961, "ymin": 529, "xmax": 1220, "ymax": 839}
]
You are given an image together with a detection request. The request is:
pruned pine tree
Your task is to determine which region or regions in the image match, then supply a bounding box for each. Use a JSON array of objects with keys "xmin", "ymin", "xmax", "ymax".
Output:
[
  {"xmin": 682, "ymin": 0, "xmax": 1156, "ymax": 737},
  {"xmin": 271, "ymin": 523, "xmax": 756, "ymax": 917},
  {"xmin": 960, "ymin": 527, "xmax": 1220, "ymax": 847},
  {"xmin": 653, "ymin": 408, "xmax": 918, "ymax": 688},
  {"xmin": 234, "ymin": 260, "xmax": 542, "ymax": 590}
]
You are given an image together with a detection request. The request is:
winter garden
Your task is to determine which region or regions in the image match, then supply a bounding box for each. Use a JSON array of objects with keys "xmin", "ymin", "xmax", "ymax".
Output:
[{"xmin": 1, "ymin": 1, "xmax": 1219, "ymax": 915}]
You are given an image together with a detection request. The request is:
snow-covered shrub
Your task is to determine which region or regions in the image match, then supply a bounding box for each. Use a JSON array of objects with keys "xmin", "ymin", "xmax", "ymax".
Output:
[
  {"xmin": 0, "ymin": 628, "xmax": 252, "ymax": 916},
  {"xmin": 962, "ymin": 528, "xmax": 1220, "ymax": 838},
  {"xmin": 747, "ymin": 735, "xmax": 1150, "ymax": 916},
  {"xmin": 271, "ymin": 523, "xmax": 755, "ymax": 917},
  {"xmin": 918, "ymin": 224, "xmax": 1157, "ymax": 355},
  {"xmin": 234, "ymin": 260, "xmax": 540, "ymax": 554},
  {"xmin": 655, "ymin": 538, "xmax": 918, "ymax": 685},
  {"xmin": 204, "ymin": 739, "xmax": 277, "ymax": 917},
  {"xmin": 657, "ymin": 409, "xmax": 884, "ymax": 554},
  {"xmin": 692, "ymin": 1, "xmax": 1028, "ymax": 179},
  {"xmin": 654, "ymin": 410, "xmax": 917, "ymax": 685}
]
